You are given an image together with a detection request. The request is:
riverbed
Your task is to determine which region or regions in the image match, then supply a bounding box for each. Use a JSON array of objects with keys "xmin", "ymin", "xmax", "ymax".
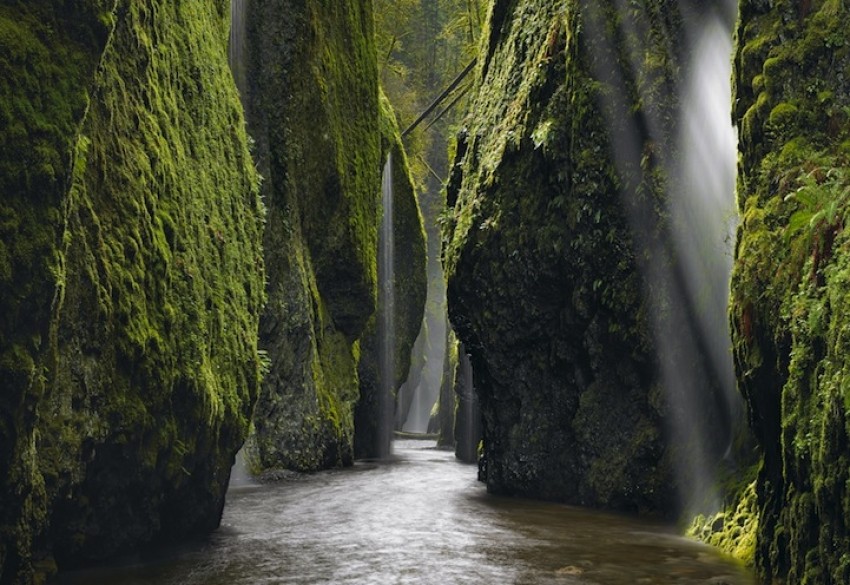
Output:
[{"xmin": 57, "ymin": 440, "xmax": 753, "ymax": 584}]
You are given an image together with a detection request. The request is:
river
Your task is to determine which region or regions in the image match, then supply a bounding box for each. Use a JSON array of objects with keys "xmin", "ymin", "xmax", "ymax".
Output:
[{"xmin": 57, "ymin": 440, "xmax": 753, "ymax": 584}]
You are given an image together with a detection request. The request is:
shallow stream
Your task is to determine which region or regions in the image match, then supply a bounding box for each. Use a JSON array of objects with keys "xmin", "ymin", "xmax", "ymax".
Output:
[{"xmin": 58, "ymin": 440, "xmax": 752, "ymax": 585}]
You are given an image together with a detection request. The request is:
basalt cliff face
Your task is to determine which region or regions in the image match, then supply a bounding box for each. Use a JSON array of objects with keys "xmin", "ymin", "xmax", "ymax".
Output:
[
  {"xmin": 0, "ymin": 1, "xmax": 265, "ymax": 581},
  {"xmin": 730, "ymin": 1, "xmax": 850, "ymax": 582},
  {"xmin": 244, "ymin": 0, "xmax": 375, "ymax": 471},
  {"xmin": 443, "ymin": 0, "xmax": 730, "ymax": 514},
  {"xmin": 244, "ymin": 0, "xmax": 413, "ymax": 470}
]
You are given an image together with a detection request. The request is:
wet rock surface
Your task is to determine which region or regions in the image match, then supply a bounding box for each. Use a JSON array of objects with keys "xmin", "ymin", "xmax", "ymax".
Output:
[{"xmin": 443, "ymin": 0, "xmax": 728, "ymax": 515}]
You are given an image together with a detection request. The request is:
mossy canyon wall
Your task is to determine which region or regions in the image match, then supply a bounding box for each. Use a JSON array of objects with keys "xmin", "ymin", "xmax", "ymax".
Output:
[
  {"xmin": 445, "ymin": 0, "xmax": 850, "ymax": 582},
  {"xmin": 1, "ymin": 0, "xmax": 426, "ymax": 581},
  {"xmin": 243, "ymin": 0, "xmax": 382, "ymax": 471},
  {"xmin": 444, "ymin": 0, "xmax": 732, "ymax": 515},
  {"xmin": 731, "ymin": 0, "xmax": 850, "ymax": 583},
  {"xmin": 1, "ymin": 0, "xmax": 265, "ymax": 580},
  {"xmin": 15, "ymin": 0, "xmax": 850, "ymax": 583},
  {"xmin": 242, "ymin": 0, "xmax": 425, "ymax": 470}
]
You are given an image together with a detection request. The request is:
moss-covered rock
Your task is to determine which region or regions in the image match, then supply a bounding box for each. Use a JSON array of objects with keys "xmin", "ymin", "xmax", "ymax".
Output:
[
  {"xmin": 453, "ymin": 344, "xmax": 481, "ymax": 464},
  {"xmin": 730, "ymin": 1, "xmax": 850, "ymax": 582},
  {"xmin": 0, "ymin": 3, "xmax": 113, "ymax": 579},
  {"xmin": 437, "ymin": 328, "xmax": 458, "ymax": 449},
  {"xmin": 443, "ymin": 0, "xmax": 731, "ymax": 514},
  {"xmin": 689, "ymin": 468, "xmax": 759, "ymax": 566},
  {"xmin": 1, "ymin": 0, "xmax": 265, "ymax": 580},
  {"xmin": 354, "ymin": 93, "xmax": 427, "ymax": 459},
  {"xmin": 245, "ymin": 0, "xmax": 382, "ymax": 470}
]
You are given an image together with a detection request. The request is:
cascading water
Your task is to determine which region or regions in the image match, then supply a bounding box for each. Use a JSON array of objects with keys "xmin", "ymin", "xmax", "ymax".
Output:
[
  {"xmin": 400, "ymin": 383, "xmax": 430, "ymax": 434},
  {"xmin": 228, "ymin": 448, "xmax": 258, "ymax": 489},
  {"xmin": 675, "ymin": 7, "xmax": 738, "ymax": 422},
  {"xmin": 229, "ymin": 0, "xmax": 248, "ymax": 102},
  {"xmin": 376, "ymin": 151, "xmax": 396, "ymax": 458}
]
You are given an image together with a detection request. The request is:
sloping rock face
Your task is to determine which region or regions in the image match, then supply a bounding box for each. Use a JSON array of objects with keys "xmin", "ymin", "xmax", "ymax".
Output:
[
  {"xmin": 443, "ymin": 0, "xmax": 728, "ymax": 514},
  {"xmin": 1, "ymin": 1, "xmax": 265, "ymax": 580},
  {"xmin": 354, "ymin": 94, "xmax": 427, "ymax": 459},
  {"xmin": 730, "ymin": 2, "xmax": 850, "ymax": 583},
  {"xmin": 245, "ymin": 0, "xmax": 382, "ymax": 470}
]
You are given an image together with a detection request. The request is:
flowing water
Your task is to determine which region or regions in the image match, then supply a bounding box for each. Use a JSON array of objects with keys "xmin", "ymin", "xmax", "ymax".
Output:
[
  {"xmin": 662, "ymin": 4, "xmax": 741, "ymax": 515},
  {"xmin": 229, "ymin": 0, "xmax": 248, "ymax": 102},
  {"xmin": 674, "ymin": 8, "xmax": 739, "ymax": 420},
  {"xmin": 401, "ymin": 305, "xmax": 447, "ymax": 434},
  {"xmin": 58, "ymin": 441, "xmax": 753, "ymax": 585},
  {"xmin": 376, "ymin": 152, "xmax": 396, "ymax": 458}
]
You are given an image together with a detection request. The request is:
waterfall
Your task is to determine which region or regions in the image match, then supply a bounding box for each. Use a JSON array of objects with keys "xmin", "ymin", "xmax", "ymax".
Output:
[
  {"xmin": 377, "ymin": 151, "xmax": 396, "ymax": 458},
  {"xmin": 674, "ymin": 9, "xmax": 740, "ymax": 440},
  {"xmin": 227, "ymin": 447, "xmax": 258, "ymax": 489},
  {"xmin": 229, "ymin": 0, "xmax": 248, "ymax": 103}
]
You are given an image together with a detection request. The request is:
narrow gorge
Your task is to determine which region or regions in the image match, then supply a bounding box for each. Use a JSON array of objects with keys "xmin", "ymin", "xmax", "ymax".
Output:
[{"xmin": 1, "ymin": 1, "xmax": 849, "ymax": 584}]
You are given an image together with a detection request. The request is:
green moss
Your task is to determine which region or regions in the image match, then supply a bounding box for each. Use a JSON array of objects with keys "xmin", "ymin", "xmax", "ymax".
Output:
[
  {"xmin": 297, "ymin": 2, "xmax": 381, "ymax": 339},
  {"xmin": 2, "ymin": 0, "xmax": 264, "ymax": 575},
  {"xmin": 731, "ymin": 1, "xmax": 850, "ymax": 582},
  {"xmin": 769, "ymin": 102, "xmax": 799, "ymax": 127},
  {"xmin": 690, "ymin": 473, "xmax": 759, "ymax": 566},
  {"xmin": 443, "ymin": 0, "xmax": 699, "ymax": 513},
  {"xmin": 0, "ymin": 3, "xmax": 115, "ymax": 579},
  {"xmin": 247, "ymin": 0, "xmax": 382, "ymax": 471}
]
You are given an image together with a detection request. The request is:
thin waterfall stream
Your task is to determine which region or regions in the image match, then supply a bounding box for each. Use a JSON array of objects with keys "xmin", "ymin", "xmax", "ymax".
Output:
[
  {"xmin": 377, "ymin": 151, "xmax": 396, "ymax": 457},
  {"xmin": 229, "ymin": 0, "xmax": 248, "ymax": 102}
]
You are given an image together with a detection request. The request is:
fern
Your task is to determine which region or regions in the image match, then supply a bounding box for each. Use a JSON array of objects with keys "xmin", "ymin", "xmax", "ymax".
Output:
[{"xmin": 784, "ymin": 167, "xmax": 850, "ymax": 279}]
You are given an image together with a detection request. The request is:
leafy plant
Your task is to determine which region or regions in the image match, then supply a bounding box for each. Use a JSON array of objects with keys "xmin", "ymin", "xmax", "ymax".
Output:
[{"xmin": 784, "ymin": 167, "xmax": 850, "ymax": 279}]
